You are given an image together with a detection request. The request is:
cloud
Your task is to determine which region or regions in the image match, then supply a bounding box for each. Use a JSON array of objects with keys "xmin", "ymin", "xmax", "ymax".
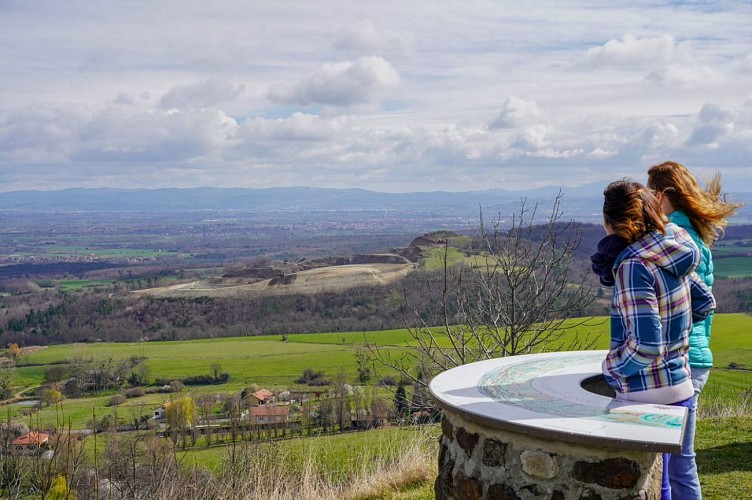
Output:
[
  {"xmin": 686, "ymin": 103, "xmax": 736, "ymax": 147},
  {"xmin": 489, "ymin": 96, "xmax": 542, "ymax": 129},
  {"xmin": 267, "ymin": 56, "xmax": 400, "ymax": 106},
  {"xmin": 159, "ymin": 79, "xmax": 246, "ymax": 110},
  {"xmin": 584, "ymin": 34, "xmax": 677, "ymax": 69},
  {"xmin": 1, "ymin": 2, "xmax": 751, "ymax": 192},
  {"xmin": 644, "ymin": 64, "xmax": 721, "ymax": 88},
  {"xmin": 236, "ymin": 113, "xmax": 349, "ymax": 142},
  {"xmin": 332, "ymin": 19, "xmax": 409, "ymax": 54},
  {"xmin": 734, "ymin": 53, "xmax": 752, "ymax": 73}
]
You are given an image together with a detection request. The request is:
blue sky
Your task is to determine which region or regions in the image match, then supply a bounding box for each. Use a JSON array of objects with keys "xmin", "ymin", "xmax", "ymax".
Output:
[{"xmin": 0, "ymin": 0, "xmax": 750, "ymax": 193}]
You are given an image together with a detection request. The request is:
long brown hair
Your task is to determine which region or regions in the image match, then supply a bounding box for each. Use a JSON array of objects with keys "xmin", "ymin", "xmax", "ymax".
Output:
[
  {"xmin": 647, "ymin": 161, "xmax": 742, "ymax": 246},
  {"xmin": 603, "ymin": 180, "xmax": 666, "ymax": 243}
]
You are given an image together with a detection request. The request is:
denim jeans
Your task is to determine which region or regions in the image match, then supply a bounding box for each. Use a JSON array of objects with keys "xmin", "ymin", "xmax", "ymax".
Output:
[{"xmin": 661, "ymin": 394, "xmax": 702, "ymax": 500}]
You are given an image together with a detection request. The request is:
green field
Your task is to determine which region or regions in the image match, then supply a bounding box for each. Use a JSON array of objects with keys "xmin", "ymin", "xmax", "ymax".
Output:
[
  {"xmin": 713, "ymin": 256, "xmax": 752, "ymax": 278},
  {"xmin": 3, "ymin": 315, "xmax": 751, "ymax": 498},
  {"xmin": 5, "ymin": 314, "xmax": 751, "ymax": 431},
  {"xmin": 46, "ymin": 279, "xmax": 116, "ymax": 291}
]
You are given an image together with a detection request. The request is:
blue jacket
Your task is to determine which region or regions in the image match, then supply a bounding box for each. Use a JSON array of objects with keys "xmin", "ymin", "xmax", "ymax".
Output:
[
  {"xmin": 603, "ymin": 225, "xmax": 715, "ymax": 395},
  {"xmin": 669, "ymin": 211, "xmax": 715, "ymax": 369}
]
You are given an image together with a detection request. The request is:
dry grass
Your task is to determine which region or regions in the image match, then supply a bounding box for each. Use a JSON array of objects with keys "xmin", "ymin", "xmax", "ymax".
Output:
[
  {"xmin": 135, "ymin": 263, "xmax": 415, "ymax": 299},
  {"xmin": 698, "ymin": 389, "xmax": 752, "ymax": 419},
  {"xmin": 140, "ymin": 427, "xmax": 437, "ymax": 500}
]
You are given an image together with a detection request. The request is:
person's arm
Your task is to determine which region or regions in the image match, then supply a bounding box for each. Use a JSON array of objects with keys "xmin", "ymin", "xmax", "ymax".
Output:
[
  {"xmin": 689, "ymin": 271, "xmax": 715, "ymax": 322},
  {"xmin": 603, "ymin": 259, "xmax": 662, "ymax": 379}
]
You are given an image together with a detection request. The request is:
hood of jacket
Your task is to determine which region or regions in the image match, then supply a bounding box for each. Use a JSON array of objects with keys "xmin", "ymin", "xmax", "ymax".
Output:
[{"xmin": 613, "ymin": 225, "xmax": 700, "ymax": 279}]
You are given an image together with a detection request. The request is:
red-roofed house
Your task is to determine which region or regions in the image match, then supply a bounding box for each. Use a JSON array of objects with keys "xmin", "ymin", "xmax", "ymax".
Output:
[
  {"xmin": 12, "ymin": 431, "xmax": 51, "ymax": 455},
  {"xmin": 247, "ymin": 405, "xmax": 288, "ymax": 425},
  {"xmin": 246, "ymin": 388, "xmax": 275, "ymax": 406}
]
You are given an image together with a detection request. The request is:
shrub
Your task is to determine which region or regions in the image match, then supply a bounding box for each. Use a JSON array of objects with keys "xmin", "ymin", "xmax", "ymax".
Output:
[
  {"xmin": 297, "ymin": 368, "xmax": 329, "ymax": 385},
  {"xmin": 181, "ymin": 373, "xmax": 231, "ymax": 386},
  {"xmin": 125, "ymin": 387, "xmax": 146, "ymax": 398},
  {"xmin": 109, "ymin": 394, "xmax": 126, "ymax": 406},
  {"xmin": 44, "ymin": 365, "xmax": 69, "ymax": 383},
  {"xmin": 169, "ymin": 380, "xmax": 184, "ymax": 393}
]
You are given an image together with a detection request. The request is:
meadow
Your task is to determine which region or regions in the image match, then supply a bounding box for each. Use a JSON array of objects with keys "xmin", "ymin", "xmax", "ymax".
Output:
[
  {"xmin": 6, "ymin": 314, "xmax": 751, "ymax": 429},
  {"xmin": 3, "ymin": 314, "xmax": 751, "ymax": 499},
  {"xmin": 713, "ymin": 256, "xmax": 752, "ymax": 278}
]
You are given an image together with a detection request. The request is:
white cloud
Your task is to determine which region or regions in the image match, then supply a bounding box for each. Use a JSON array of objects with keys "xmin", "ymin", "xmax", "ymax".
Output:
[
  {"xmin": 644, "ymin": 64, "xmax": 721, "ymax": 89},
  {"xmin": 236, "ymin": 113, "xmax": 349, "ymax": 142},
  {"xmin": 489, "ymin": 96, "xmax": 542, "ymax": 129},
  {"xmin": 266, "ymin": 56, "xmax": 400, "ymax": 106},
  {"xmin": 1, "ymin": 1, "xmax": 751, "ymax": 192},
  {"xmin": 332, "ymin": 19, "xmax": 409, "ymax": 54},
  {"xmin": 584, "ymin": 34, "xmax": 678, "ymax": 69},
  {"xmin": 159, "ymin": 79, "xmax": 246, "ymax": 110},
  {"xmin": 686, "ymin": 103, "xmax": 736, "ymax": 147},
  {"xmin": 736, "ymin": 54, "xmax": 752, "ymax": 73}
]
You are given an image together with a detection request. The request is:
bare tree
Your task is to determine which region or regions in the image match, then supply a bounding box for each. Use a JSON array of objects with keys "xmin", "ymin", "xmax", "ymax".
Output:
[
  {"xmin": 195, "ymin": 393, "xmax": 217, "ymax": 446},
  {"xmin": 370, "ymin": 194, "xmax": 598, "ymax": 404}
]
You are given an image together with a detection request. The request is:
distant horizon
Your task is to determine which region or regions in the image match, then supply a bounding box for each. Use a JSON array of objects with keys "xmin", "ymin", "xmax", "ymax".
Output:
[
  {"xmin": 1, "ymin": 181, "xmax": 751, "ymax": 196},
  {"xmin": 1, "ymin": 2, "xmax": 750, "ymax": 193}
]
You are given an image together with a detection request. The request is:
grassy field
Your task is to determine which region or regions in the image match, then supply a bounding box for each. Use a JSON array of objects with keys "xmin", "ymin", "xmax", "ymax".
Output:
[
  {"xmin": 3, "ymin": 315, "xmax": 751, "ymax": 498},
  {"xmin": 697, "ymin": 416, "xmax": 752, "ymax": 499},
  {"xmin": 713, "ymin": 256, "xmax": 752, "ymax": 278},
  {"xmin": 6, "ymin": 314, "xmax": 751, "ymax": 429}
]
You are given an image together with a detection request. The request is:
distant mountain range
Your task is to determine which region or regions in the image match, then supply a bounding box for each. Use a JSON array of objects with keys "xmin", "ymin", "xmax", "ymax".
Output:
[{"xmin": 1, "ymin": 186, "xmax": 750, "ymax": 223}]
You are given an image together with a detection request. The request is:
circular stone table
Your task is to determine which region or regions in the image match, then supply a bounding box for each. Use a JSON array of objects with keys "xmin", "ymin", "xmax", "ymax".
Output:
[{"xmin": 429, "ymin": 351, "xmax": 687, "ymax": 500}]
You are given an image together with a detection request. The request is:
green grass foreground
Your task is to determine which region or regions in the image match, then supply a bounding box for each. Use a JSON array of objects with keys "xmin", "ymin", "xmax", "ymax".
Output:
[
  {"xmin": 76, "ymin": 418, "xmax": 752, "ymax": 499},
  {"xmin": 697, "ymin": 416, "xmax": 752, "ymax": 499}
]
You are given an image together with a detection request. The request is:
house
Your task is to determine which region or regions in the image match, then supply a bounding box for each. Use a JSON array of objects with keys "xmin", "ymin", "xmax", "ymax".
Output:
[
  {"xmin": 351, "ymin": 407, "xmax": 390, "ymax": 430},
  {"xmin": 12, "ymin": 431, "xmax": 50, "ymax": 456},
  {"xmin": 152, "ymin": 402, "xmax": 172, "ymax": 420},
  {"xmin": 246, "ymin": 388, "xmax": 275, "ymax": 406},
  {"xmin": 247, "ymin": 405, "xmax": 289, "ymax": 425}
]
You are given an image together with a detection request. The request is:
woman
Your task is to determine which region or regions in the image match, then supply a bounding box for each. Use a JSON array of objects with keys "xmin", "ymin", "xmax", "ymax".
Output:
[
  {"xmin": 647, "ymin": 161, "xmax": 741, "ymax": 394},
  {"xmin": 593, "ymin": 180, "xmax": 715, "ymax": 500},
  {"xmin": 647, "ymin": 162, "xmax": 741, "ymax": 499}
]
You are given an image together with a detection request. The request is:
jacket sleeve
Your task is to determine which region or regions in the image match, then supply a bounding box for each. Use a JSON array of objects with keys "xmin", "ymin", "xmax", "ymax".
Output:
[
  {"xmin": 603, "ymin": 259, "xmax": 662, "ymax": 379},
  {"xmin": 689, "ymin": 271, "xmax": 716, "ymax": 322}
]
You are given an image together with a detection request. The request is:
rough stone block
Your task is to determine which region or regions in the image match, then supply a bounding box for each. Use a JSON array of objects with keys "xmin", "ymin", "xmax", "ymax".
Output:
[
  {"xmin": 436, "ymin": 456, "xmax": 455, "ymax": 499},
  {"xmin": 442, "ymin": 415, "xmax": 454, "ymax": 441},
  {"xmin": 482, "ymin": 438, "xmax": 507, "ymax": 467},
  {"xmin": 572, "ymin": 457, "xmax": 641, "ymax": 489},
  {"xmin": 520, "ymin": 450, "xmax": 559, "ymax": 479},
  {"xmin": 486, "ymin": 482, "xmax": 521, "ymax": 500},
  {"xmin": 456, "ymin": 426, "xmax": 479, "ymax": 457},
  {"xmin": 453, "ymin": 471, "xmax": 483, "ymax": 500}
]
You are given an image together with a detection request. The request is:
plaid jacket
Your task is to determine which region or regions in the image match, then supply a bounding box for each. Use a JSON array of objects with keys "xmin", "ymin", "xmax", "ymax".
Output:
[{"xmin": 603, "ymin": 224, "xmax": 716, "ymax": 395}]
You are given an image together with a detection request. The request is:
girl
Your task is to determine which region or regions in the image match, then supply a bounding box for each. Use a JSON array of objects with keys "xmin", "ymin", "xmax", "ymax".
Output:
[
  {"xmin": 646, "ymin": 162, "xmax": 741, "ymax": 499},
  {"xmin": 647, "ymin": 161, "xmax": 741, "ymax": 393},
  {"xmin": 593, "ymin": 180, "xmax": 715, "ymax": 500}
]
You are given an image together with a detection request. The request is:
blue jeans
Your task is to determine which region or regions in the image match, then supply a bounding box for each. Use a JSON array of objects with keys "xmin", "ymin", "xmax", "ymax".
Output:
[{"xmin": 661, "ymin": 395, "xmax": 702, "ymax": 500}]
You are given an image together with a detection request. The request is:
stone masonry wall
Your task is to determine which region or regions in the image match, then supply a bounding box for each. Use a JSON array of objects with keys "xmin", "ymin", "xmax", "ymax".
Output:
[{"xmin": 436, "ymin": 411, "xmax": 663, "ymax": 500}]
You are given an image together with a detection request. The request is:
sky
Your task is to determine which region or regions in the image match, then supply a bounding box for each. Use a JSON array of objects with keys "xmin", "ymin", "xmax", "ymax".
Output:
[{"xmin": 0, "ymin": 0, "xmax": 750, "ymax": 193}]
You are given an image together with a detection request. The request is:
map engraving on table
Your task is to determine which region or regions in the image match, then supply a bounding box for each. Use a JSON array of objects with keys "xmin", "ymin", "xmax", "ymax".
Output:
[{"xmin": 477, "ymin": 351, "xmax": 682, "ymax": 429}]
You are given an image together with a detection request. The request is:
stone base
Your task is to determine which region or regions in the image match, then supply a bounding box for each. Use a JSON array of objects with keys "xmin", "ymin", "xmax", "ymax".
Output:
[{"xmin": 436, "ymin": 412, "xmax": 663, "ymax": 500}]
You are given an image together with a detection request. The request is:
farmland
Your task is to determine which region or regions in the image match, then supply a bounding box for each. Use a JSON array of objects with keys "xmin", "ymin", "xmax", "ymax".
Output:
[
  {"xmin": 5, "ymin": 314, "xmax": 751, "ymax": 430},
  {"xmin": 2, "ymin": 315, "xmax": 751, "ymax": 499}
]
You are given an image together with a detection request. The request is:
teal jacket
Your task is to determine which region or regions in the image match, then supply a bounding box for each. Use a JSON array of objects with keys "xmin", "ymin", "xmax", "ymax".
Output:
[{"xmin": 669, "ymin": 211, "xmax": 715, "ymax": 368}]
